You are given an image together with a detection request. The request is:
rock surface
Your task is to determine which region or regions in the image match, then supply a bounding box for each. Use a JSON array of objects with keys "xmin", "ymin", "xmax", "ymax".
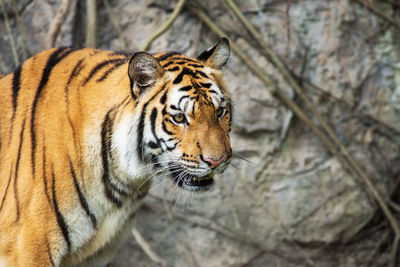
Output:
[{"xmin": 1, "ymin": 0, "xmax": 399, "ymax": 266}]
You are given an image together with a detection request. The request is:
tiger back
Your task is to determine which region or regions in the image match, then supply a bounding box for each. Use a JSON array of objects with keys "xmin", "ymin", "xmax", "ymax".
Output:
[{"xmin": 0, "ymin": 38, "xmax": 232, "ymax": 266}]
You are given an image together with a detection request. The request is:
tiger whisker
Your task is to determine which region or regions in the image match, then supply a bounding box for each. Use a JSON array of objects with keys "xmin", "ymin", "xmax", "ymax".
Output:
[{"xmin": 231, "ymin": 154, "xmax": 256, "ymax": 165}]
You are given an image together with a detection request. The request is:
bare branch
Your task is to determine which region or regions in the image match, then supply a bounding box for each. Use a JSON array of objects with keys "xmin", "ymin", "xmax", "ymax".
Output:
[
  {"xmin": 85, "ymin": 0, "xmax": 97, "ymax": 48},
  {"xmin": 132, "ymin": 223, "xmax": 167, "ymax": 267},
  {"xmin": 47, "ymin": 0, "xmax": 71, "ymax": 49},
  {"xmin": 391, "ymin": 236, "xmax": 400, "ymax": 267},
  {"xmin": 353, "ymin": 0, "xmax": 400, "ymax": 31},
  {"xmin": 0, "ymin": 0, "xmax": 19, "ymax": 66},
  {"xmin": 142, "ymin": 0, "xmax": 186, "ymax": 51},
  {"xmin": 103, "ymin": 0, "xmax": 126, "ymax": 50}
]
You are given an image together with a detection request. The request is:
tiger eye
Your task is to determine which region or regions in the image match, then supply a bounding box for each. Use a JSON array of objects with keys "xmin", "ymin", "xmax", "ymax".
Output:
[
  {"xmin": 173, "ymin": 113, "xmax": 185, "ymax": 123},
  {"xmin": 216, "ymin": 107, "xmax": 225, "ymax": 118}
]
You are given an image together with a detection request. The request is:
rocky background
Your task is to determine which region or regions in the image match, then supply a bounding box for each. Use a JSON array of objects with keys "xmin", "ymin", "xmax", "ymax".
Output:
[{"xmin": 1, "ymin": 0, "xmax": 400, "ymax": 266}]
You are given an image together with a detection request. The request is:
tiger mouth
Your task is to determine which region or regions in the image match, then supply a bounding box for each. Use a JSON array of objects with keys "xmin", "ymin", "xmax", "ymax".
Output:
[{"xmin": 169, "ymin": 166, "xmax": 214, "ymax": 191}]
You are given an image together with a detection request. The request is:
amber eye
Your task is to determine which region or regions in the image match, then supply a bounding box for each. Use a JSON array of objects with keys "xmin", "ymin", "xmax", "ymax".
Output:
[
  {"xmin": 172, "ymin": 113, "xmax": 186, "ymax": 124},
  {"xmin": 216, "ymin": 107, "xmax": 226, "ymax": 118}
]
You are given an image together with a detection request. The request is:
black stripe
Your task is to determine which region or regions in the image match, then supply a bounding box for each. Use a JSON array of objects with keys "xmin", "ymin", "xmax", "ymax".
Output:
[
  {"xmin": 42, "ymin": 143, "xmax": 51, "ymax": 204},
  {"xmin": 200, "ymin": 82, "xmax": 212, "ymax": 88},
  {"xmin": 101, "ymin": 109, "xmax": 123, "ymax": 207},
  {"xmin": 65, "ymin": 60, "xmax": 85, "ymax": 144},
  {"xmin": 97, "ymin": 60, "xmax": 126, "ymax": 82},
  {"xmin": 69, "ymin": 159, "xmax": 97, "ymax": 227},
  {"xmin": 14, "ymin": 118, "xmax": 26, "ymax": 221},
  {"xmin": 137, "ymin": 103, "xmax": 150, "ymax": 161},
  {"xmin": 179, "ymin": 85, "xmax": 192, "ymax": 91},
  {"xmin": 160, "ymin": 91, "xmax": 167, "ymax": 104},
  {"xmin": 147, "ymin": 141, "xmax": 159, "ymax": 149},
  {"xmin": 197, "ymin": 70, "xmax": 208, "ymax": 78},
  {"xmin": 170, "ymin": 105, "xmax": 179, "ymax": 111},
  {"xmin": 178, "ymin": 96, "xmax": 190, "ymax": 107},
  {"xmin": 83, "ymin": 58, "xmax": 126, "ymax": 85},
  {"xmin": 31, "ymin": 48, "xmax": 75, "ymax": 178},
  {"xmin": 0, "ymin": 166, "xmax": 12, "ymax": 213},
  {"xmin": 137, "ymin": 84, "xmax": 167, "ymax": 161},
  {"xmin": 8, "ymin": 64, "xmax": 23, "ymax": 144},
  {"xmin": 175, "ymin": 61, "xmax": 187, "ymax": 65},
  {"xmin": 166, "ymin": 142, "xmax": 177, "ymax": 151},
  {"xmin": 166, "ymin": 66, "xmax": 180, "ymax": 72},
  {"xmin": 162, "ymin": 61, "xmax": 174, "ymax": 68},
  {"xmin": 188, "ymin": 63, "xmax": 203, "ymax": 68},
  {"xmin": 162, "ymin": 106, "xmax": 167, "ymax": 115},
  {"xmin": 150, "ymin": 108, "xmax": 161, "ymax": 149},
  {"xmin": 162, "ymin": 120, "xmax": 174, "ymax": 135},
  {"xmin": 57, "ymin": 46, "xmax": 75, "ymax": 58},
  {"xmin": 227, "ymin": 101, "xmax": 233, "ymax": 132},
  {"xmin": 209, "ymin": 89, "xmax": 217, "ymax": 94},
  {"xmin": 173, "ymin": 68, "xmax": 197, "ymax": 84},
  {"xmin": 11, "ymin": 64, "xmax": 22, "ymax": 118},
  {"xmin": 51, "ymin": 166, "xmax": 71, "ymax": 251},
  {"xmin": 66, "ymin": 59, "xmax": 85, "ymax": 93},
  {"xmin": 155, "ymin": 52, "xmax": 180, "ymax": 62},
  {"xmin": 150, "ymin": 108, "xmax": 157, "ymax": 130},
  {"xmin": 169, "ymin": 56, "xmax": 197, "ymax": 63}
]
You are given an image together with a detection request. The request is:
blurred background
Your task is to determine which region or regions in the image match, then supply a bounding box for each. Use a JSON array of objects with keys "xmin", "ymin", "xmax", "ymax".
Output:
[{"xmin": 1, "ymin": 0, "xmax": 400, "ymax": 266}]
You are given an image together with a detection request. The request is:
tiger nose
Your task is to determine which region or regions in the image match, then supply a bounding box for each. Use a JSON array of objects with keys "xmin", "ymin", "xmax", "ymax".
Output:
[{"xmin": 203, "ymin": 156, "xmax": 226, "ymax": 169}]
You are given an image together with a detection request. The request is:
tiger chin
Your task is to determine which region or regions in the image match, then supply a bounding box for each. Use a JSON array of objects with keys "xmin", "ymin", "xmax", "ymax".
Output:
[{"xmin": 0, "ymin": 38, "xmax": 232, "ymax": 266}]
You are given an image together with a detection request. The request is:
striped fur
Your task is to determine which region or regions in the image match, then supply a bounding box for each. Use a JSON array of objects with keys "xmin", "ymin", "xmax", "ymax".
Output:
[{"xmin": 0, "ymin": 38, "xmax": 232, "ymax": 266}]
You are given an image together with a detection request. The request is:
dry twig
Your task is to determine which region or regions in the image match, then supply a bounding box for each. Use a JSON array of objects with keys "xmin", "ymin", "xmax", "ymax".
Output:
[
  {"xmin": 85, "ymin": 0, "xmax": 98, "ymax": 47},
  {"xmin": 142, "ymin": 0, "xmax": 186, "ymax": 51},
  {"xmin": 284, "ymin": 0, "xmax": 292, "ymax": 58},
  {"xmin": 353, "ymin": 0, "xmax": 400, "ymax": 31},
  {"xmin": 0, "ymin": 0, "xmax": 19, "ymax": 66},
  {"xmin": 103, "ymin": 0, "xmax": 127, "ymax": 50},
  {"xmin": 47, "ymin": 0, "xmax": 71, "ymax": 48},
  {"xmin": 11, "ymin": 0, "xmax": 27, "ymax": 60},
  {"xmin": 381, "ymin": 0, "xmax": 400, "ymax": 8},
  {"xmin": 389, "ymin": 201, "xmax": 400, "ymax": 214},
  {"xmin": 132, "ymin": 223, "xmax": 167, "ymax": 266},
  {"xmin": 391, "ymin": 236, "xmax": 400, "ymax": 267}
]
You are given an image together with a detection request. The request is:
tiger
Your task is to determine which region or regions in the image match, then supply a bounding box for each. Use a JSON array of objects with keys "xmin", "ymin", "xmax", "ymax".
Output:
[{"xmin": 0, "ymin": 38, "xmax": 232, "ymax": 266}]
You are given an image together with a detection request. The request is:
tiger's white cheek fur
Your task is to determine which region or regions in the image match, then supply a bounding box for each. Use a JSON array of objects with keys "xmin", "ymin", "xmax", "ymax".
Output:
[{"xmin": 113, "ymin": 114, "xmax": 148, "ymax": 178}]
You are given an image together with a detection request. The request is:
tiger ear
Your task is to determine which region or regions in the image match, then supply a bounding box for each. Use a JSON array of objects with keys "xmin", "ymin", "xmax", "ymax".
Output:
[
  {"xmin": 196, "ymin": 37, "xmax": 230, "ymax": 69},
  {"xmin": 128, "ymin": 52, "xmax": 165, "ymax": 97}
]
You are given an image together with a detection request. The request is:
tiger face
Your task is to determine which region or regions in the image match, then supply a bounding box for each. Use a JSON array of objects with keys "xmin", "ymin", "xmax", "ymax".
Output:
[{"xmin": 127, "ymin": 38, "xmax": 232, "ymax": 191}]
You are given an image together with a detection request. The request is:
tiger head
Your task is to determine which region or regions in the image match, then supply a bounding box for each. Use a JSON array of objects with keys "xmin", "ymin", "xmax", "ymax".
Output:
[{"xmin": 126, "ymin": 38, "xmax": 232, "ymax": 191}]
